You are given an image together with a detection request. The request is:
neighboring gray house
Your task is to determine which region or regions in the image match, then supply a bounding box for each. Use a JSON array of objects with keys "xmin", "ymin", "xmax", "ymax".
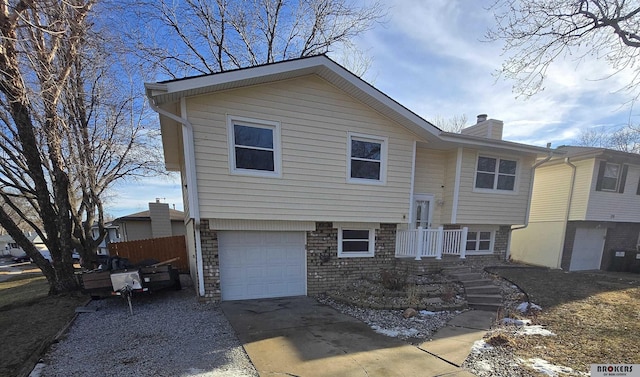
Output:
[{"xmin": 113, "ymin": 201, "xmax": 186, "ymax": 242}]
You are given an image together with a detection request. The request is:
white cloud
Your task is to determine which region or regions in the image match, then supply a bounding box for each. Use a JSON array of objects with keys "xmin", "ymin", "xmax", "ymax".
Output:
[{"xmin": 357, "ymin": 0, "xmax": 639, "ymax": 148}]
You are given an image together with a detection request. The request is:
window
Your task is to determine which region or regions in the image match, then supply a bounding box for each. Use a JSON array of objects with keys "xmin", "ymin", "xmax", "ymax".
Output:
[
  {"xmin": 228, "ymin": 116, "xmax": 281, "ymax": 177},
  {"xmin": 475, "ymin": 156, "xmax": 517, "ymax": 191},
  {"xmin": 348, "ymin": 133, "xmax": 387, "ymax": 183},
  {"xmin": 601, "ymin": 163, "xmax": 619, "ymax": 191},
  {"xmin": 338, "ymin": 228, "xmax": 375, "ymax": 257},
  {"xmin": 596, "ymin": 161, "xmax": 628, "ymax": 193},
  {"xmin": 466, "ymin": 231, "xmax": 493, "ymax": 253}
]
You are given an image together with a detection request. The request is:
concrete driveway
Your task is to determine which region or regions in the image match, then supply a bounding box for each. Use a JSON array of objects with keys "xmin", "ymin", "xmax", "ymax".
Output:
[{"xmin": 221, "ymin": 296, "xmax": 475, "ymax": 377}]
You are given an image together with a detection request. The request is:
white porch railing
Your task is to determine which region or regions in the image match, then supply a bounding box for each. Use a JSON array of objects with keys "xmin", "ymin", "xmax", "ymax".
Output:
[{"xmin": 395, "ymin": 226, "xmax": 468, "ymax": 260}]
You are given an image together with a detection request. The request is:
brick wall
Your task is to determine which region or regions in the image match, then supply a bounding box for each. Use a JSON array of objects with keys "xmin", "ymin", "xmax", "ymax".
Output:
[
  {"xmin": 306, "ymin": 222, "xmax": 397, "ymax": 295},
  {"xmin": 494, "ymin": 226, "xmax": 510, "ymax": 259},
  {"xmin": 601, "ymin": 222, "xmax": 640, "ymax": 270},
  {"xmin": 560, "ymin": 222, "xmax": 577, "ymax": 270},
  {"xmin": 199, "ymin": 220, "xmax": 221, "ymax": 302}
]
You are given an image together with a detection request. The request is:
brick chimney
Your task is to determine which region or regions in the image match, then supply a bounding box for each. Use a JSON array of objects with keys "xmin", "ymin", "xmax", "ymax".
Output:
[{"xmin": 460, "ymin": 114, "xmax": 503, "ymax": 140}]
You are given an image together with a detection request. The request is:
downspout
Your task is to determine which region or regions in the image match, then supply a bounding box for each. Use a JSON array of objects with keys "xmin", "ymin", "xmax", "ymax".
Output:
[
  {"xmin": 508, "ymin": 144, "xmax": 553, "ymax": 260},
  {"xmin": 557, "ymin": 157, "xmax": 577, "ymax": 269},
  {"xmin": 146, "ymin": 93, "xmax": 206, "ymax": 297}
]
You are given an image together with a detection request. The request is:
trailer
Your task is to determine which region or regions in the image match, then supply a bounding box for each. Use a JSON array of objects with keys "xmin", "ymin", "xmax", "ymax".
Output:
[{"xmin": 79, "ymin": 258, "xmax": 182, "ymax": 314}]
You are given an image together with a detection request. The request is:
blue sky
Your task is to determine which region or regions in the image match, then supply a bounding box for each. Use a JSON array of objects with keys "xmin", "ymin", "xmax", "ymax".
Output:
[{"xmin": 105, "ymin": 0, "xmax": 639, "ymax": 218}]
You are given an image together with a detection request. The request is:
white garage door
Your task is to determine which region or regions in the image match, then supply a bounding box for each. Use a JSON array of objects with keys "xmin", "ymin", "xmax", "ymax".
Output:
[
  {"xmin": 218, "ymin": 231, "xmax": 306, "ymax": 300},
  {"xmin": 570, "ymin": 227, "xmax": 606, "ymax": 271}
]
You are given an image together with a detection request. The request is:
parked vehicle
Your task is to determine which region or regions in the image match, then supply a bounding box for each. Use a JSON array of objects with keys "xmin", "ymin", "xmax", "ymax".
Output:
[{"xmin": 12, "ymin": 254, "xmax": 30, "ymax": 263}]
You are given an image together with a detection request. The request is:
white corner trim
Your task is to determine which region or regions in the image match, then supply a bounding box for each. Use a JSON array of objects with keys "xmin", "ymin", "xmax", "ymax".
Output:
[
  {"xmin": 451, "ymin": 147, "xmax": 463, "ymax": 224},
  {"xmin": 408, "ymin": 141, "xmax": 417, "ymax": 225}
]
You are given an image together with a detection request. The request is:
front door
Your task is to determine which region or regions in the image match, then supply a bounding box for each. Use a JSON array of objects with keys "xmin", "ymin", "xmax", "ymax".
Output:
[{"xmin": 413, "ymin": 194, "xmax": 433, "ymax": 229}]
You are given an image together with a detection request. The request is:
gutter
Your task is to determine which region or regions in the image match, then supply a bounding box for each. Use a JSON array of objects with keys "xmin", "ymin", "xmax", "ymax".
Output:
[
  {"xmin": 508, "ymin": 144, "xmax": 554, "ymax": 259},
  {"xmin": 557, "ymin": 157, "xmax": 577, "ymax": 269},
  {"xmin": 145, "ymin": 91, "xmax": 206, "ymax": 297}
]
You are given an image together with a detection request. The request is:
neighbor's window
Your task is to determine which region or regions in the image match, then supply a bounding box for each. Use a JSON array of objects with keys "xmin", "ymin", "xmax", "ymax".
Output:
[
  {"xmin": 466, "ymin": 231, "xmax": 493, "ymax": 253},
  {"xmin": 228, "ymin": 116, "xmax": 281, "ymax": 177},
  {"xmin": 601, "ymin": 163, "xmax": 620, "ymax": 191},
  {"xmin": 475, "ymin": 156, "xmax": 517, "ymax": 191},
  {"xmin": 348, "ymin": 133, "xmax": 387, "ymax": 183},
  {"xmin": 338, "ymin": 228, "xmax": 375, "ymax": 257}
]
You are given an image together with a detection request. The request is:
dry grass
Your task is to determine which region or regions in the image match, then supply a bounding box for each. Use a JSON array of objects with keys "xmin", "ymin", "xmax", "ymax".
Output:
[
  {"xmin": 487, "ymin": 267, "xmax": 640, "ymax": 373},
  {"xmin": 0, "ymin": 271, "xmax": 87, "ymax": 377}
]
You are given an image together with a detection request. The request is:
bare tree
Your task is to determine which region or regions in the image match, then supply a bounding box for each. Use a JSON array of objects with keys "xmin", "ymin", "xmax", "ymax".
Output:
[
  {"xmin": 433, "ymin": 114, "xmax": 468, "ymax": 133},
  {"xmin": 487, "ymin": 0, "xmax": 640, "ymax": 97},
  {"xmin": 0, "ymin": 0, "xmax": 163, "ymax": 294},
  {"xmin": 131, "ymin": 0, "xmax": 384, "ymax": 78},
  {"xmin": 576, "ymin": 125, "xmax": 640, "ymax": 153}
]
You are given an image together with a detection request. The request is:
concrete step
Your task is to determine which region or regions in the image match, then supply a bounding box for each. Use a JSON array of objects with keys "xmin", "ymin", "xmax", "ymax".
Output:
[
  {"xmin": 465, "ymin": 285, "xmax": 501, "ymax": 295},
  {"xmin": 462, "ymin": 279, "xmax": 494, "ymax": 288},
  {"xmin": 449, "ymin": 272, "xmax": 483, "ymax": 281},
  {"xmin": 466, "ymin": 294, "xmax": 502, "ymax": 304},
  {"xmin": 469, "ymin": 302, "xmax": 503, "ymax": 311}
]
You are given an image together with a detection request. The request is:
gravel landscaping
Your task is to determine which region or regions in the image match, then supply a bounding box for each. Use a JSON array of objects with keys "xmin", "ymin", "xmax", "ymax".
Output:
[{"xmin": 32, "ymin": 279, "xmax": 257, "ymax": 377}]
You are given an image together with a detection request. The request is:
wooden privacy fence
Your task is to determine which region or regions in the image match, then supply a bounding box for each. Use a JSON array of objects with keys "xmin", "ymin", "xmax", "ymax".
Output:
[{"xmin": 108, "ymin": 235, "xmax": 189, "ymax": 273}]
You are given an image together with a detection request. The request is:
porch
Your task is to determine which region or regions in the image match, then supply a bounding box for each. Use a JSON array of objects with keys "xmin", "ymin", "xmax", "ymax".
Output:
[{"xmin": 395, "ymin": 227, "xmax": 469, "ymax": 260}]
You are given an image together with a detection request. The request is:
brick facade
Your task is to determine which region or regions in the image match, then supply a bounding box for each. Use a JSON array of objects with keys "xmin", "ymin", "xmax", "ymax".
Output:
[
  {"xmin": 306, "ymin": 222, "xmax": 397, "ymax": 295},
  {"xmin": 199, "ymin": 220, "xmax": 221, "ymax": 302},
  {"xmin": 197, "ymin": 220, "xmax": 510, "ymax": 302}
]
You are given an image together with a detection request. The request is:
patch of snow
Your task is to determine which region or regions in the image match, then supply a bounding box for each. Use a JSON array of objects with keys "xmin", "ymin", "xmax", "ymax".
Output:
[
  {"xmin": 419, "ymin": 310, "xmax": 436, "ymax": 316},
  {"xmin": 520, "ymin": 357, "xmax": 582, "ymax": 377},
  {"xmin": 501, "ymin": 317, "xmax": 531, "ymax": 326},
  {"xmin": 475, "ymin": 360, "xmax": 494, "ymax": 372},
  {"xmin": 517, "ymin": 302, "xmax": 542, "ymax": 313},
  {"xmin": 517, "ymin": 325, "xmax": 555, "ymax": 336},
  {"xmin": 371, "ymin": 325, "xmax": 420, "ymax": 338},
  {"xmin": 470, "ymin": 340, "xmax": 494, "ymax": 353}
]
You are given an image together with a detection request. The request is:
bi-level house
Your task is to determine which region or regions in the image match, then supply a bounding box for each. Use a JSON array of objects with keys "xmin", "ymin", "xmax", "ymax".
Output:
[
  {"xmin": 145, "ymin": 55, "xmax": 553, "ymax": 301},
  {"xmin": 511, "ymin": 146, "xmax": 640, "ymax": 271}
]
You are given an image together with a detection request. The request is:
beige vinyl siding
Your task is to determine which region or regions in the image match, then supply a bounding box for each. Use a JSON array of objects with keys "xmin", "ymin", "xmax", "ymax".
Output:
[
  {"xmin": 510, "ymin": 221, "xmax": 566, "ymax": 268},
  {"xmin": 566, "ymin": 159, "xmax": 593, "ymax": 220},
  {"xmin": 455, "ymin": 149, "xmax": 534, "ymax": 225},
  {"xmin": 187, "ymin": 75, "xmax": 416, "ymax": 223},
  {"xmin": 585, "ymin": 162, "xmax": 640, "ymax": 222},
  {"xmin": 413, "ymin": 147, "xmax": 447, "ymax": 226},
  {"xmin": 528, "ymin": 164, "xmax": 572, "ymax": 222},
  {"xmin": 440, "ymin": 150, "xmax": 458, "ymax": 224}
]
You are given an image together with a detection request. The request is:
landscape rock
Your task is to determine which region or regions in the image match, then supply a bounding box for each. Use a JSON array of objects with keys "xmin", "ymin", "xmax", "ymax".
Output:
[{"xmin": 403, "ymin": 308, "xmax": 417, "ymax": 318}]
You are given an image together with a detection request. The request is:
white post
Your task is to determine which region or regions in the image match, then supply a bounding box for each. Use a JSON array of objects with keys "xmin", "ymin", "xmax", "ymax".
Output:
[
  {"xmin": 415, "ymin": 227, "xmax": 424, "ymax": 261},
  {"xmin": 435, "ymin": 226, "xmax": 443, "ymax": 260},
  {"xmin": 460, "ymin": 227, "xmax": 468, "ymax": 259}
]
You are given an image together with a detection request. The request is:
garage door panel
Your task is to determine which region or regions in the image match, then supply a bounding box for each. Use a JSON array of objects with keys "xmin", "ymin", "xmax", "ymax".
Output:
[{"xmin": 219, "ymin": 231, "xmax": 306, "ymax": 300}]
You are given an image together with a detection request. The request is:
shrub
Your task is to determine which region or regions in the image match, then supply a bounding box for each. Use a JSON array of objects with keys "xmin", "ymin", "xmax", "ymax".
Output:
[{"xmin": 379, "ymin": 269, "xmax": 408, "ymax": 291}]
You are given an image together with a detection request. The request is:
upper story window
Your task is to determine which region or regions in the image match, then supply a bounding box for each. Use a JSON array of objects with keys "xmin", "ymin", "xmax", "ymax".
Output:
[
  {"xmin": 596, "ymin": 161, "xmax": 627, "ymax": 193},
  {"xmin": 348, "ymin": 133, "xmax": 387, "ymax": 184},
  {"xmin": 475, "ymin": 156, "xmax": 517, "ymax": 191},
  {"xmin": 227, "ymin": 116, "xmax": 281, "ymax": 177},
  {"xmin": 338, "ymin": 227, "xmax": 375, "ymax": 258}
]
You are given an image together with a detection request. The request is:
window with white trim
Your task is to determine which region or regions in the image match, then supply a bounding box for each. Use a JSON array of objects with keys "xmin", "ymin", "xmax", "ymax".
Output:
[
  {"xmin": 348, "ymin": 133, "xmax": 387, "ymax": 183},
  {"xmin": 228, "ymin": 116, "xmax": 281, "ymax": 177},
  {"xmin": 466, "ymin": 230, "xmax": 493, "ymax": 253},
  {"xmin": 338, "ymin": 228, "xmax": 375, "ymax": 257},
  {"xmin": 475, "ymin": 156, "xmax": 517, "ymax": 191},
  {"xmin": 601, "ymin": 162, "xmax": 620, "ymax": 191}
]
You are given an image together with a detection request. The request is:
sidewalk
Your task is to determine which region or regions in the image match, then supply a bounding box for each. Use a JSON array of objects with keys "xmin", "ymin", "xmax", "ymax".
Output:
[{"xmin": 419, "ymin": 310, "xmax": 496, "ymax": 366}]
